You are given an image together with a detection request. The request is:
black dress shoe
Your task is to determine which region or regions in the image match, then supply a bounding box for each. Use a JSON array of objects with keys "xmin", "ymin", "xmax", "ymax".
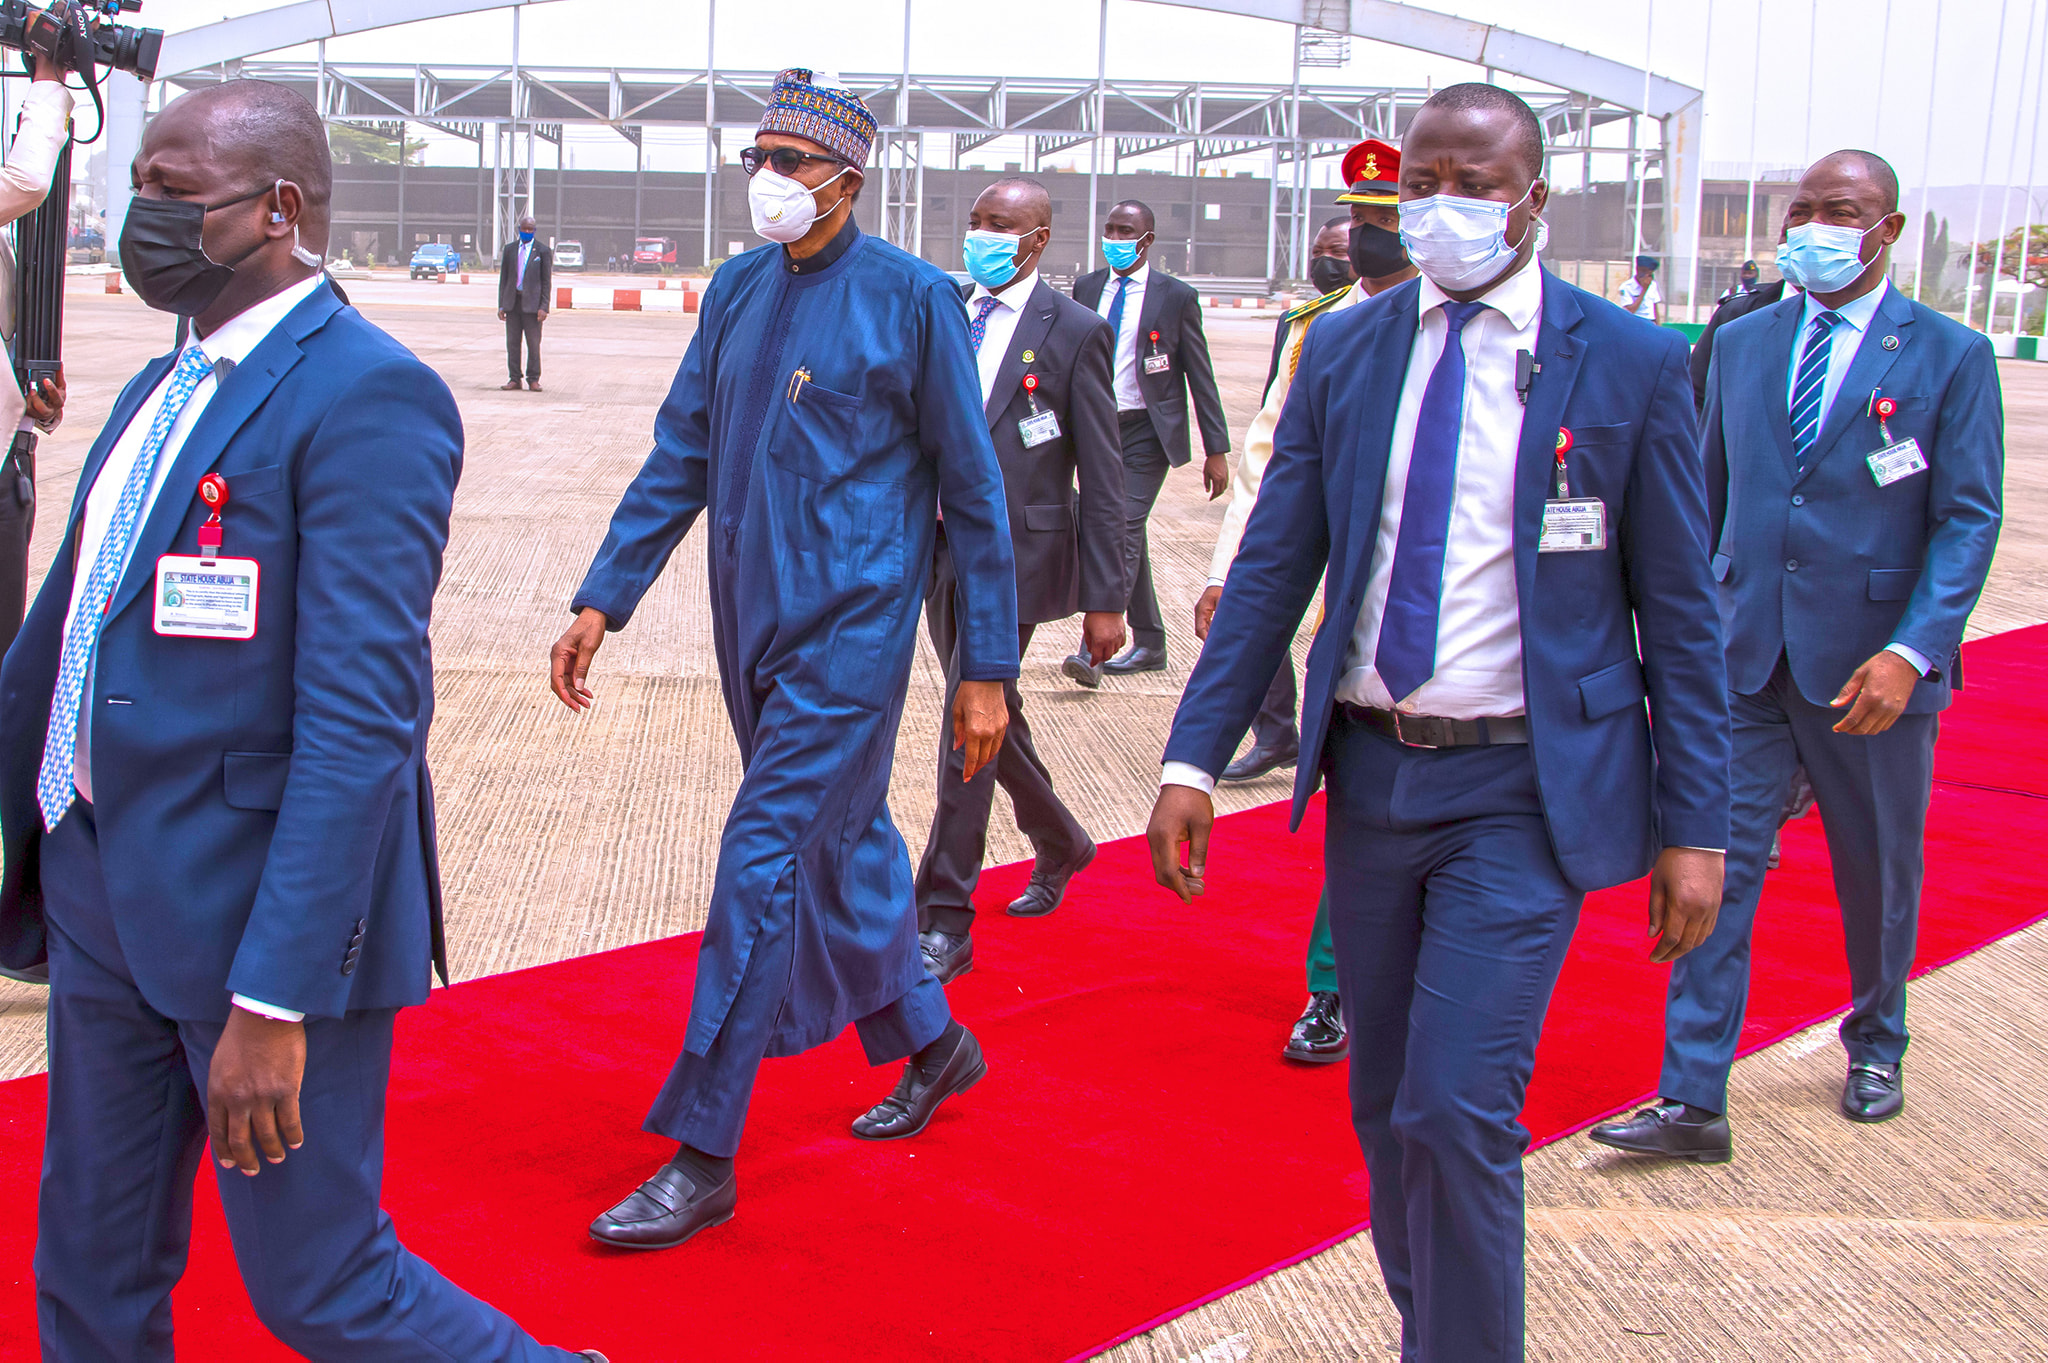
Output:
[
  {"xmin": 1061, "ymin": 653, "xmax": 1103, "ymax": 689},
  {"xmin": 1842, "ymin": 1061, "xmax": 1903, "ymax": 1123},
  {"xmin": 1221, "ymin": 741, "xmax": 1300, "ymax": 783},
  {"xmin": 1101, "ymin": 645, "xmax": 1166, "ymax": 675},
  {"xmin": 1007, "ymin": 839, "xmax": 1096, "ymax": 917},
  {"xmin": 1282, "ymin": 991, "xmax": 1348, "ymax": 1064},
  {"xmin": 1587, "ymin": 1100, "xmax": 1733, "ymax": 1163},
  {"xmin": 588, "ymin": 1159, "xmax": 737, "ymax": 1250},
  {"xmin": 920, "ymin": 928, "xmax": 973, "ymax": 984},
  {"xmin": 852, "ymin": 1027, "xmax": 987, "ymax": 1140}
]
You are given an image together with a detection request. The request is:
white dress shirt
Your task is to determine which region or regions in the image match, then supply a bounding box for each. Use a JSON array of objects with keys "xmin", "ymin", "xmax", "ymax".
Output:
[
  {"xmin": 965, "ymin": 268, "xmax": 1040, "ymax": 404},
  {"xmin": 61, "ymin": 273, "xmax": 327, "ymax": 1022},
  {"xmin": 1782, "ymin": 277, "xmax": 1932, "ymax": 678},
  {"xmin": 1163, "ymin": 256, "xmax": 1543, "ymax": 795},
  {"xmin": 1093, "ymin": 262, "xmax": 1150, "ymax": 410}
]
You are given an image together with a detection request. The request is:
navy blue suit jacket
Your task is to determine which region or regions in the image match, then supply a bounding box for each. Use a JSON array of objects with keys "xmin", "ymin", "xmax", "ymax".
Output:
[
  {"xmin": 1164, "ymin": 270, "xmax": 1731, "ymax": 891},
  {"xmin": 1702, "ymin": 284, "xmax": 2003, "ymax": 710},
  {"xmin": 0, "ymin": 284, "xmax": 461, "ymax": 1021}
]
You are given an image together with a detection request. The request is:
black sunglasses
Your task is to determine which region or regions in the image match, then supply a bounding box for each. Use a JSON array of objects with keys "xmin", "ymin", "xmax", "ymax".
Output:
[{"xmin": 741, "ymin": 146, "xmax": 846, "ymax": 178}]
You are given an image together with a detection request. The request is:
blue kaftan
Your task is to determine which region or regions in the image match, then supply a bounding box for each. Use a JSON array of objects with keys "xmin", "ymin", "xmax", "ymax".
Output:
[{"xmin": 573, "ymin": 221, "xmax": 1019, "ymax": 1064}]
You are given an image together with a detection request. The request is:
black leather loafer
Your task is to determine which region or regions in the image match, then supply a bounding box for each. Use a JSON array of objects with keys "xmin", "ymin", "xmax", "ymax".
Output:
[
  {"xmin": 852, "ymin": 1027, "xmax": 987, "ymax": 1140},
  {"xmin": 1282, "ymin": 991, "xmax": 1348, "ymax": 1063},
  {"xmin": 588, "ymin": 1160, "xmax": 737, "ymax": 1250},
  {"xmin": 1102, "ymin": 645, "xmax": 1166, "ymax": 675},
  {"xmin": 1842, "ymin": 1062, "xmax": 1903, "ymax": 1123},
  {"xmin": 920, "ymin": 928, "xmax": 973, "ymax": 985},
  {"xmin": 1007, "ymin": 840, "xmax": 1096, "ymax": 917},
  {"xmin": 1587, "ymin": 1100, "xmax": 1733, "ymax": 1163},
  {"xmin": 1061, "ymin": 653, "xmax": 1103, "ymax": 689},
  {"xmin": 1222, "ymin": 741, "xmax": 1300, "ymax": 783}
]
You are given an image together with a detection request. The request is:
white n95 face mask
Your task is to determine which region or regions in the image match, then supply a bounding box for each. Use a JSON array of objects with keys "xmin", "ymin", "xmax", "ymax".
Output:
[
  {"xmin": 1398, "ymin": 184, "xmax": 1536, "ymax": 292},
  {"xmin": 748, "ymin": 165, "xmax": 850, "ymax": 244}
]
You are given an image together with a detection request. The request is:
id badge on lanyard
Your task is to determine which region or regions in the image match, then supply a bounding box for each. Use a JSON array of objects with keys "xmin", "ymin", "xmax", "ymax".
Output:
[
  {"xmin": 1018, "ymin": 373, "xmax": 1061, "ymax": 447},
  {"xmin": 154, "ymin": 473, "xmax": 259, "ymax": 639},
  {"xmin": 1538, "ymin": 428, "xmax": 1608, "ymax": 553},
  {"xmin": 1864, "ymin": 393, "xmax": 1928, "ymax": 487},
  {"xmin": 1142, "ymin": 330, "xmax": 1170, "ymax": 376}
]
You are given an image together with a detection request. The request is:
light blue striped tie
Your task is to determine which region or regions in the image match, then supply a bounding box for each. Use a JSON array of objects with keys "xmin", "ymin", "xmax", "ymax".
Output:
[
  {"xmin": 1790, "ymin": 310, "xmax": 1843, "ymax": 467},
  {"xmin": 37, "ymin": 346, "xmax": 215, "ymax": 831}
]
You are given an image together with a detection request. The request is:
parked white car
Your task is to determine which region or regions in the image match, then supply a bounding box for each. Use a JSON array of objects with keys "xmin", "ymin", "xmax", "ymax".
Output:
[{"xmin": 555, "ymin": 240, "xmax": 584, "ymax": 270}]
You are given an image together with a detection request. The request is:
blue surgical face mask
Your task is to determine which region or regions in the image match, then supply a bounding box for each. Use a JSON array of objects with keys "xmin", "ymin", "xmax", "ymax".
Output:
[
  {"xmin": 1101, "ymin": 237, "xmax": 1143, "ymax": 272},
  {"xmin": 1397, "ymin": 183, "xmax": 1537, "ymax": 292},
  {"xmin": 519, "ymin": 231, "xmax": 534, "ymax": 243},
  {"xmin": 963, "ymin": 228, "xmax": 1043, "ymax": 289},
  {"xmin": 1775, "ymin": 219, "xmax": 1882, "ymax": 293}
]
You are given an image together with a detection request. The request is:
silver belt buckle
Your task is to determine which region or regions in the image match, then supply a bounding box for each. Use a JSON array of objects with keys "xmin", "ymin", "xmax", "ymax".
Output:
[{"xmin": 1391, "ymin": 711, "xmax": 1441, "ymax": 749}]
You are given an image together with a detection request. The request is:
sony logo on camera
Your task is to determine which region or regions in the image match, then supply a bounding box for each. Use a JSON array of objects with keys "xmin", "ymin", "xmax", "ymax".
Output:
[{"xmin": 0, "ymin": 0, "xmax": 160, "ymax": 81}]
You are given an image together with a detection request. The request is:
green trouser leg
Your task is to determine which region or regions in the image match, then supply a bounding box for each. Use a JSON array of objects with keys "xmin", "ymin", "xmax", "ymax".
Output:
[{"xmin": 1304, "ymin": 884, "xmax": 1338, "ymax": 995}]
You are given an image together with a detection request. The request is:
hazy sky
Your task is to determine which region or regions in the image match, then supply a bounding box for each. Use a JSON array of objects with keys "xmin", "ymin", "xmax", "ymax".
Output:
[{"xmin": 134, "ymin": 0, "xmax": 2048, "ymax": 222}]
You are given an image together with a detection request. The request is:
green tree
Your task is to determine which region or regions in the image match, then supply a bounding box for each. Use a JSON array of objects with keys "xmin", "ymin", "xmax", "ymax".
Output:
[{"xmin": 328, "ymin": 123, "xmax": 426, "ymax": 166}]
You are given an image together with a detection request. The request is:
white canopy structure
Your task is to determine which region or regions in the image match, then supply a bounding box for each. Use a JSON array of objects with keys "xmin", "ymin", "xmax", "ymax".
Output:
[{"xmin": 107, "ymin": 0, "xmax": 1699, "ymax": 288}]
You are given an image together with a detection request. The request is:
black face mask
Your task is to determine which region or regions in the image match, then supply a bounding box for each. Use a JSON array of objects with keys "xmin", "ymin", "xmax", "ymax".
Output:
[
  {"xmin": 119, "ymin": 184, "xmax": 273, "ymax": 316},
  {"xmin": 1349, "ymin": 220, "xmax": 1410, "ymax": 281},
  {"xmin": 1308, "ymin": 254, "xmax": 1355, "ymax": 297}
]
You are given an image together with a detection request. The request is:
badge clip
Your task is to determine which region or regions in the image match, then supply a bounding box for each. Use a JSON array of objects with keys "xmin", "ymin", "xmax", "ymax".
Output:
[
  {"xmin": 197, "ymin": 473, "xmax": 229, "ymax": 567},
  {"xmin": 1022, "ymin": 372, "xmax": 1042, "ymax": 415},
  {"xmin": 1869, "ymin": 391, "xmax": 1899, "ymax": 444},
  {"xmin": 1553, "ymin": 428, "xmax": 1574, "ymax": 499}
]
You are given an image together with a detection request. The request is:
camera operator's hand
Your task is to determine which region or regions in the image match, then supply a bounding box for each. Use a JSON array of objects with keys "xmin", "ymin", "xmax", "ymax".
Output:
[
  {"xmin": 31, "ymin": 53, "xmax": 61, "ymax": 85},
  {"xmin": 24, "ymin": 367, "xmax": 63, "ymax": 433}
]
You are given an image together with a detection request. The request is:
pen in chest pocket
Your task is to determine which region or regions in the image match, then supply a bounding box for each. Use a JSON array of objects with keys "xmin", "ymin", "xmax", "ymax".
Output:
[{"xmin": 787, "ymin": 366, "xmax": 812, "ymax": 404}]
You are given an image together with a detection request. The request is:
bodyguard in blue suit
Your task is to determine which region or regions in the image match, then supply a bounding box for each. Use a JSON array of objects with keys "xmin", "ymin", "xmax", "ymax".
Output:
[
  {"xmin": 0, "ymin": 84, "xmax": 593, "ymax": 1361},
  {"xmin": 1147, "ymin": 87, "xmax": 1731, "ymax": 1361},
  {"xmin": 1594, "ymin": 151, "xmax": 2003, "ymax": 1162}
]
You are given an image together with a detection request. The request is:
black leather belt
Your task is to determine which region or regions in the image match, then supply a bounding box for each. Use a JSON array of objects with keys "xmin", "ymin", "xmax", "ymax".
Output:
[{"xmin": 1342, "ymin": 704, "xmax": 1530, "ymax": 749}]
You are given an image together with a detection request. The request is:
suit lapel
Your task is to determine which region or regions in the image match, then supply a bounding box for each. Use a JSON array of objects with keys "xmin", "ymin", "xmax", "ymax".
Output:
[
  {"xmin": 1512, "ymin": 273, "xmax": 1587, "ymax": 610},
  {"xmin": 104, "ymin": 287, "xmax": 340, "ymax": 625},
  {"xmin": 70, "ymin": 352, "xmax": 176, "ymax": 530},
  {"xmin": 984, "ymin": 282, "xmax": 1058, "ymax": 427},
  {"xmin": 1756, "ymin": 292, "xmax": 1806, "ymax": 481},
  {"xmin": 1337, "ymin": 280, "xmax": 1419, "ymax": 609},
  {"xmin": 1135, "ymin": 269, "xmax": 1168, "ymax": 345},
  {"xmin": 1797, "ymin": 285, "xmax": 1916, "ymax": 483}
]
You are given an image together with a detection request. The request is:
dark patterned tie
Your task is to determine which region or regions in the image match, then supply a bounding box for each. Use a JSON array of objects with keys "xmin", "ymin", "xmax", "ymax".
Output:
[
  {"xmin": 1790, "ymin": 310, "xmax": 1844, "ymax": 466},
  {"xmin": 968, "ymin": 296, "xmax": 1001, "ymax": 353},
  {"xmin": 1374, "ymin": 299, "xmax": 1487, "ymax": 704}
]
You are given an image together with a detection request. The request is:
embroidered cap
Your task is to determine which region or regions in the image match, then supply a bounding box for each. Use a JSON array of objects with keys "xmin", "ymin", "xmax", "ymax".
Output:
[{"xmin": 757, "ymin": 68, "xmax": 877, "ymax": 167}]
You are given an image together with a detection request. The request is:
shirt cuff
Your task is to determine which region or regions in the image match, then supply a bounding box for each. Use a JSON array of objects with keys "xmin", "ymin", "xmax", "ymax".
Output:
[
  {"xmin": 1885, "ymin": 641, "xmax": 1936, "ymax": 678},
  {"xmin": 232, "ymin": 994, "xmax": 306, "ymax": 1023},
  {"xmin": 1670, "ymin": 847, "xmax": 1726, "ymax": 854},
  {"xmin": 1205, "ymin": 576, "xmax": 1226, "ymax": 589},
  {"xmin": 1160, "ymin": 761, "xmax": 1218, "ymax": 796}
]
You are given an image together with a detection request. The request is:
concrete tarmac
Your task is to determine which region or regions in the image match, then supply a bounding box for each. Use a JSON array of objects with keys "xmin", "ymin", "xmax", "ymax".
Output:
[{"xmin": 0, "ymin": 280, "xmax": 2042, "ymax": 1360}]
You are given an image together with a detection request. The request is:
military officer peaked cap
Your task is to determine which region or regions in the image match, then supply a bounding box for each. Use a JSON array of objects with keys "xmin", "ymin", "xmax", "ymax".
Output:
[{"xmin": 1336, "ymin": 138, "xmax": 1400, "ymax": 205}]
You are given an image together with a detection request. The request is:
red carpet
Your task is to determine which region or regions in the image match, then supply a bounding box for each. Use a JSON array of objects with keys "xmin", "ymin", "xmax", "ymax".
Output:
[{"xmin": 2, "ymin": 627, "xmax": 2046, "ymax": 1361}]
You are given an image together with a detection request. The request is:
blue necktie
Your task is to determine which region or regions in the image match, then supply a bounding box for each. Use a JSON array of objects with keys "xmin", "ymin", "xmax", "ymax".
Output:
[
  {"xmin": 1790, "ymin": 310, "xmax": 1843, "ymax": 466},
  {"xmin": 1375, "ymin": 299, "xmax": 1487, "ymax": 704},
  {"xmin": 38, "ymin": 346, "xmax": 214, "ymax": 830},
  {"xmin": 1104, "ymin": 275, "xmax": 1130, "ymax": 347},
  {"xmin": 968, "ymin": 295, "xmax": 1000, "ymax": 353}
]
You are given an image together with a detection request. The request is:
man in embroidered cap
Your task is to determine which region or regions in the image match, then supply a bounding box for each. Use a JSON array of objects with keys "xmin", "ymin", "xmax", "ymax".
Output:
[{"xmin": 550, "ymin": 68, "xmax": 1019, "ymax": 1251}]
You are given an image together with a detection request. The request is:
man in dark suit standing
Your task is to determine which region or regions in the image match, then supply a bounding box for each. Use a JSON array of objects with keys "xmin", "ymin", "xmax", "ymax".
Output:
[
  {"xmin": 1593, "ymin": 150, "xmax": 2003, "ymax": 1162},
  {"xmin": 1689, "ymin": 264, "xmax": 1790, "ymax": 409},
  {"xmin": 498, "ymin": 214, "xmax": 551, "ymax": 392},
  {"xmin": 2, "ymin": 80, "xmax": 598, "ymax": 1361},
  {"xmin": 915, "ymin": 178, "xmax": 1125, "ymax": 983},
  {"xmin": 1146, "ymin": 86, "xmax": 1730, "ymax": 1360},
  {"xmin": 1065, "ymin": 200, "xmax": 1230, "ymax": 682}
]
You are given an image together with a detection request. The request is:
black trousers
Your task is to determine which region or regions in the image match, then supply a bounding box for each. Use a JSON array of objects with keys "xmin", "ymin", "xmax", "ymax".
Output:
[
  {"xmin": 1118, "ymin": 410, "xmax": 1171, "ymax": 650},
  {"xmin": 505, "ymin": 306, "xmax": 543, "ymax": 381},
  {"xmin": 0, "ymin": 437, "xmax": 31, "ymax": 659},
  {"xmin": 914, "ymin": 532, "xmax": 1088, "ymax": 937}
]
